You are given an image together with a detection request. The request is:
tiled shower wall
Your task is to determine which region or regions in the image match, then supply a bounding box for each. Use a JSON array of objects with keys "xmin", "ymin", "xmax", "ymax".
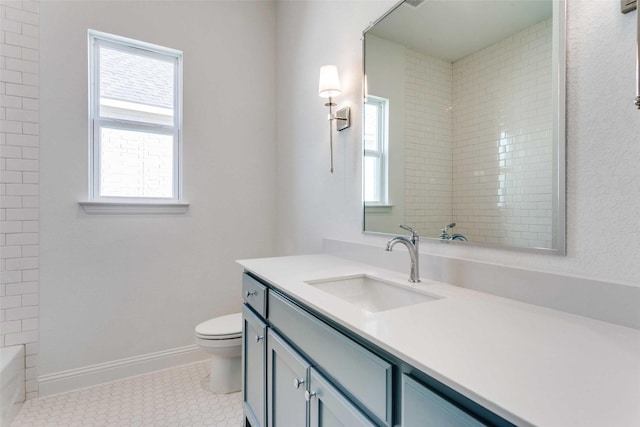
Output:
[
  {"xmin": 404, "ymin": 49, "xmax": 453, "ymax": 238},
  {"xmin": 452, "ymin": 18, "xmax": 553, "ymax": 248},
  {"xmin": 405, "ymin": 18, "xmax": 553, "ymax": 248},
  {"xmin": 1, "ymin": 0, "xmax": 40, "ymax": 399}
]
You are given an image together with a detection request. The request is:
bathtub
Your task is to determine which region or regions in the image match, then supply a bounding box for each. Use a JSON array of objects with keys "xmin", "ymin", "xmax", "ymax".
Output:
[{"xmin": 0, "ymin": 345, "xmax": 25, "ymax": 427}]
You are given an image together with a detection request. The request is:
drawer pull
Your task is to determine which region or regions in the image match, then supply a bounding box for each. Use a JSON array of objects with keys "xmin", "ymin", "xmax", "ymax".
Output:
[
  {"xmin": 293, "ymin": 378, "xmax": 305, "ymax": 389},
  {"xmin": 304, "ymin": 390, "xmax": 316, "ymax": 401},
  {"xmin": 246, "ymin": 290, "xmax": 257, "ymax": 298},
  {"xmin": 255, "ymin": 335, "xmax": 264, "ymax": 343}
]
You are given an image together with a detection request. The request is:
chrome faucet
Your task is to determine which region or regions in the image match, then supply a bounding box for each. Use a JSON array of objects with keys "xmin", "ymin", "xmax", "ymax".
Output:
[
  {"xmin": 439, "ymin": 222, "xmax": 468, "ymax": 241},
  {"xmin": 385, "ymin": 225, "xmax": 420, "ymax": 283}
]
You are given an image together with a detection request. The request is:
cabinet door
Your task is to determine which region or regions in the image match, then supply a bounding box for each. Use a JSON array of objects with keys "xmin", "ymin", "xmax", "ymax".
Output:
[
  {"xmin": 307, "ymin": 368, "xmax": 375, "ymax": 427},
  {"xmin": 243, "ymin": 305, "xmax": 267, "ymax": 427},
  {"xmin": 267, "ymin": 330, "xmax": 310, "ymax": 427},
  {"xmin": 402, "ymin": 374, "xmax": 487, "ymax": 427},
  {"xmin": 268, "ymin": 291, "xmax": 392, "ymax": 425}
]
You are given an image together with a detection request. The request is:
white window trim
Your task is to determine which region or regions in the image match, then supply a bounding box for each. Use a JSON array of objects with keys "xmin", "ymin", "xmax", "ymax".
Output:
[
  {"xmin": 363, "ymin": 95, "xmax": 389, "ymax": 205},
  {"xmin": 83, "ymin": 30, "xmax": 187, "ymax": 213}
]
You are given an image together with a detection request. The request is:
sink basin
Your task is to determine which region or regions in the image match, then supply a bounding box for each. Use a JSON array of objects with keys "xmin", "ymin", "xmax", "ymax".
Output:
[{"xmin": 305, "ymin": 274, "xmax": 441, "ymax": 313}]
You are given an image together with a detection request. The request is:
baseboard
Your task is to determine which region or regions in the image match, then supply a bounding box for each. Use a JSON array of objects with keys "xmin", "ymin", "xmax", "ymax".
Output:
[{"xmin": 38, "ymin": 345, "xmax": 208, "ymax": 397}]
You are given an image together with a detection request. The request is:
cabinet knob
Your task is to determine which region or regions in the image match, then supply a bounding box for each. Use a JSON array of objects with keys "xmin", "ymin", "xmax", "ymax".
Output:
[
  {"xmin": 255, "ymin": 335, "xmax": 264, "ymax": 343},
  {"xmin": 293, "ymin": 378, "xmax": 305, "ymax": 389},
  {"xmin": 245, "ymin": 290, "xmax": 257, "ymax": 298},
  {"xmin": 304, "ymin": 390, "xmax": 317, "ymax": 401}
]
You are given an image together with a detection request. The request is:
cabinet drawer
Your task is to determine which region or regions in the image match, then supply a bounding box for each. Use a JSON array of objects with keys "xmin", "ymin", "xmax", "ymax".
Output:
[
  {"xmin": 243, "ymin": 273, "xmax": 267, "ymax": 318},
  {"xmin": 268, "ymin": 291, "xmax": 393, "ymax": 426},
  {"xmin": 402, "ymin": 374, "xmax": 487, "ymax": 427}
]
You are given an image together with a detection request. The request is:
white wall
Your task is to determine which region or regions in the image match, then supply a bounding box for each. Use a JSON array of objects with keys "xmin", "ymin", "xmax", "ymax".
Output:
[
  {"xmin": 276, "ymin": 0, "xmax": 640, "ymax": 287},
  {"xmin": 276, "ymin": 0, "xmax": 395, "ymax": 255},
  {"xmin": 39, "ymin": 0, "xmax": 276, "ymax": 382},
  {"xmin": 0, "ymin": 0, "xmax": 40, "ymax": 399}
]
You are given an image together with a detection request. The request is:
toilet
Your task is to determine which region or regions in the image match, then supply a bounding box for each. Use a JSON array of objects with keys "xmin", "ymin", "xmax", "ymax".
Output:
[{"xmin": 195, "ymin": 312, "xmax": 242, "ymax": 393}]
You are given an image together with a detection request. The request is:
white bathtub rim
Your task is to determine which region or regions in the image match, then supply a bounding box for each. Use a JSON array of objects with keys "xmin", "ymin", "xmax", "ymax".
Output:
[{"xmin": 1, "ymin": 345, "xmax": 26, "ymax": 427}]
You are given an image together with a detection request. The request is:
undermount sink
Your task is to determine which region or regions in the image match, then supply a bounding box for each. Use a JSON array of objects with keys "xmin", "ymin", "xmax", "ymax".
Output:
[{"xmin": 305, "ymin": 274, "xmax": 441, "ymax": 313}]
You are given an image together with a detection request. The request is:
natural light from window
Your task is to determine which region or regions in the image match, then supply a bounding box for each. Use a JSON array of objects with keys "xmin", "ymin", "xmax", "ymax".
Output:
[
  {"xmin": 89, "ymin": 31, "xmax": 181, "ymax": 201},
  {"xmin": 363, "ymin": 96, "xmax": 388, "ymax": 204}
]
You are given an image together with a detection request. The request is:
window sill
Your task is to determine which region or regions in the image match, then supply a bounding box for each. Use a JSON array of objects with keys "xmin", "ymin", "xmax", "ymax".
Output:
[
  {"xmin": 364, "ymin": 204, "xmax": 394, "ymax": 214},
  {"xmin": 79, "ymin": 201, "xmax": 190, "ymax": 215}
]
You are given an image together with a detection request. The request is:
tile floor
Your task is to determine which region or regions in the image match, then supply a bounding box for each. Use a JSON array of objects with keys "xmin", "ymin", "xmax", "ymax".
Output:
[{"xmin": 11, "ymin": 361, "xmax": 243, "ymax": 426}]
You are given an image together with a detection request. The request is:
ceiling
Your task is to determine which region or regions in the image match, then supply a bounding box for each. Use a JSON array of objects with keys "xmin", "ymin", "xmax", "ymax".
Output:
[{"xmin": 368, "ymin": 0, "xmax": 552, "ymax": 62}]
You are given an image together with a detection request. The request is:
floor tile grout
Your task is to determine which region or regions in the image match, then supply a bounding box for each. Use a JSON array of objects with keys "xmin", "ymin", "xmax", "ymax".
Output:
[{"xmin": 11, "ymin": 360, "xmax": 242, "ymax": 427}]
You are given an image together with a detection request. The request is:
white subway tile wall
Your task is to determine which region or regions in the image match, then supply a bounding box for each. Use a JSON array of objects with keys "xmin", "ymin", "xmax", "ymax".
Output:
[
  {"xmin": 452, "ymin": 18, "xmax": 553, "ymax": 248},
  {"xmin": 404, "ymin": 18, "xmax": 552, "ymax": 247},
  {"xmin": 1, "ymin": 0, "xmax": 40, "ymax": 399},
  {"xmin": 404, "ymin": 50, "xmax": 453, "ymax": 238}
]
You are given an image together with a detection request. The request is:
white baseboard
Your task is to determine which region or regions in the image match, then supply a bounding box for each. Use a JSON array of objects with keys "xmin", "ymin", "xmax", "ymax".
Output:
[{"xmin": 38, "ymin": 345, "xmax": 209, "ymax": 397}]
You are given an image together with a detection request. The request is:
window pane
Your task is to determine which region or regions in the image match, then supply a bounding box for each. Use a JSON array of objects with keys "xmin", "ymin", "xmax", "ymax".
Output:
[
  {"xmin": 364, "ymin": 156, "xmax": 380, "ymax": 202},
  {"xmin": 99, "ymin": 46, "xmax": 174, "ymax": 126},
  {"xmin": 364, "ymin": 103, "xmax": 379, "ymax": 152},
  {"xmin": 99, "ymin": 127, "xmax": 174, "ymax": 198}
]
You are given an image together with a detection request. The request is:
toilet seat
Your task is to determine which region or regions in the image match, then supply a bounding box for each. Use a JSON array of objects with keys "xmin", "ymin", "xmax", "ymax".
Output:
[{"xmin": 195, "ymin": 312, "xmax": 242, "ymax": 340}]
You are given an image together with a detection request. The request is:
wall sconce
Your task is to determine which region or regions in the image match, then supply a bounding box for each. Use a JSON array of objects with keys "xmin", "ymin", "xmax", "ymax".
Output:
[{"xmin": 318, "ymin": 65, "xmax": 351, "ymax": 173}]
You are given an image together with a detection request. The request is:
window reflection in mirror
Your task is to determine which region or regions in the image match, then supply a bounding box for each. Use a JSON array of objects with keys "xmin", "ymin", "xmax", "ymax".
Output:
[{"xmin": 363, "ymin": 97, "xmax": 389, "ymax": 206}]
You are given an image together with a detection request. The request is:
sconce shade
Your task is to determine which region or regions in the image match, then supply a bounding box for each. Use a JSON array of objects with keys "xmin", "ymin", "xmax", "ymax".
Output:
[{"xmin": 318, "ymin": 65, "xmax": 342, "ymax": 98}]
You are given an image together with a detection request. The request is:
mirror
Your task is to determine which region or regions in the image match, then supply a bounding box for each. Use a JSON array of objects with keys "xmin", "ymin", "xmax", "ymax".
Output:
[{"xmin": 363, "ymin": 0, "xmax": 566, "ymax": 254}]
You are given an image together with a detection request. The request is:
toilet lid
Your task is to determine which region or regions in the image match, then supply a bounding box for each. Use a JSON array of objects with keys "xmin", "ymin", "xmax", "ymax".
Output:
[{"xmin": 195, "ymin": 312, "xmax": 242, "ymax": 339}]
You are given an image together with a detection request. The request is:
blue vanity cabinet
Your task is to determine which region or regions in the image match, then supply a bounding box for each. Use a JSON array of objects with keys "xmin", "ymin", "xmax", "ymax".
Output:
[
  {"xmin": 267, "ymin": 290, "xmax": 393, "ymax": 426},
  {"xmin": 242, "ymin": 304, "xmax": 267, "ymax": 427},
  {"xmin": 242, "ymin": 272, "xmax": 510, "ymax": 427},
  {"xmin": 267, "ymin": 328, "xmax": 375, "ymax": 427},
  {"xmin": 266, "ymin": 329, "xmax": 310, "ymax": 427},
  {"xmin": 402, "ymin": 374, "xmax": 487, "ymax": 427},
  {"xmin": 243, "ymin": 274, "xmax": 267, "ymax": 317},
  {"xmin": 307, "ymin": 367, "xmax": 377, "ymax": 427}
]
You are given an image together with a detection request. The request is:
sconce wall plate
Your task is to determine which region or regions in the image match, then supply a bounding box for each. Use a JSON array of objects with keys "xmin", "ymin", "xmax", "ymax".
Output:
[
  {"xmin": 336, "ymin": 107, "xmax": 351, "ymax": 131},
  {"xmin": 621, "ymin": 0, "xmax": 636, "ymax": 13}
]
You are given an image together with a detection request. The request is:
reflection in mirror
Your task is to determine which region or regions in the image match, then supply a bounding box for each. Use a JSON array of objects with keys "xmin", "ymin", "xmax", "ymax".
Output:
[{"xmin": 363, "ymin": 0, "xmax": 565, "ymax": 253}]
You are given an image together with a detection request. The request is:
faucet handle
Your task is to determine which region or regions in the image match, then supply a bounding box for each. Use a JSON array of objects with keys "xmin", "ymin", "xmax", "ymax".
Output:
[{"xmin": 399, "ymin": 224, "xmax": 418, "ymax": 238}]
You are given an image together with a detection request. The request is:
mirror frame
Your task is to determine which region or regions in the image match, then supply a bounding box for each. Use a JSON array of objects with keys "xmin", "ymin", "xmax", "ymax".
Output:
[{"xmin": 361, "ymin": 0, "xmax": 567, "ymax": 255}]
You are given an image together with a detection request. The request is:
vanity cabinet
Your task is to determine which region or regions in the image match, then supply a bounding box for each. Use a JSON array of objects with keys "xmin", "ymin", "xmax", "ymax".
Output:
[
  {"xmin": 242, "ymin": 304, "xmax": 267, "ymax": 427},
  {"xmin": 266, "ymin": 330, "xmax": 309, "ymax": 426},
  {"xmin": 267, "ymin": 328, "xmax": 376, "ymax": 427},
  {"xmin": 268, "ymin": 290, "xmax": 392, "ymax": 425},
  {"xmin": 242, "ymin": 272, "xmax": 506, "ymax": 427},
  {"xmin": 402, "ymin": 374, "xmax": 486, "ymax": 427},
  {"xmin": 242, "ymin": 273, "xmax": 267, "ymax": 317},
  {"xmin": 308, "ymin": 367, "xmax": 376, "ymax": 427}
]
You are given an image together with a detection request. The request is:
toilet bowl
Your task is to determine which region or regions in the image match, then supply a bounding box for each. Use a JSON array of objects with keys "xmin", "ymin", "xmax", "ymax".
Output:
[{"xmin": 195, "ymin": 312, "xmax": 242, "ymax": 393}]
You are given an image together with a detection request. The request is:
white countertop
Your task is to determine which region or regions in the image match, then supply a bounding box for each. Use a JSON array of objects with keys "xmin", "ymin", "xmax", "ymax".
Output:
[{"xmin": 237, "ymin": 254, "xmax": 640, "ymax": 427}]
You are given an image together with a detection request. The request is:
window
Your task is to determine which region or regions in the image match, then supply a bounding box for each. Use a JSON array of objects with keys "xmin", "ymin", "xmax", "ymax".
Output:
[
  {"xmin": 88, "ymin": 30, "xmax": 182, "ymax": 202},
  {"xmin": 363, "ymin": 96, "xmax": 389, "ymax": 204}
]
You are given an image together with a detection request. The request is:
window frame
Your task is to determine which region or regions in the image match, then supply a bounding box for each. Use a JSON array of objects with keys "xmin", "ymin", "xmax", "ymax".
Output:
[
  {"xmin": 363, "ymin": 95, "xmax": 389, "ymax": 206},
  {"xmin": 88, "ymin": 30, "xmax": 184, "ymax": 204}
]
